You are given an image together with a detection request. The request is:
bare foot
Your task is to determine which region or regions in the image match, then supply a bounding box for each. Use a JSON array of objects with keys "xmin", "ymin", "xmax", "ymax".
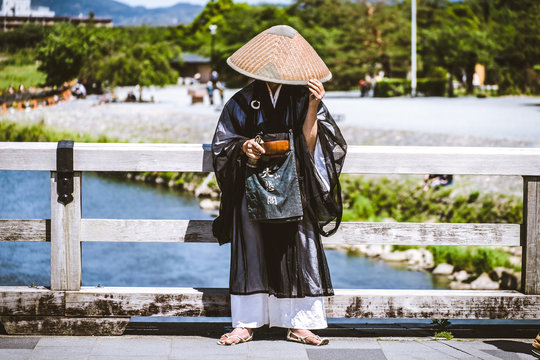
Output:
[
  {"xmin": 217, "ymin": 327, "xmax": 253, "ymax": 345},
  {"xmin": 288, "ymin": 328, "xmax": 329, "ymax": 346}
]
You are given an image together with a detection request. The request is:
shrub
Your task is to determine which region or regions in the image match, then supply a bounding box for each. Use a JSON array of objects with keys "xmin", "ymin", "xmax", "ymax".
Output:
[
  {"xmin": 417, "ymin": 78, "xmax": 446, "ymax": 97},
  {"xmin": 373, "ymin": 78, "xmax": 410, "ymax": 97},
  {"xmin": 373, "ymin": 78, "xmax": 446, "ymax": 97},
  {"xmin": 427, "ymin": 245, "xmax": 513, "ymax": 275}
]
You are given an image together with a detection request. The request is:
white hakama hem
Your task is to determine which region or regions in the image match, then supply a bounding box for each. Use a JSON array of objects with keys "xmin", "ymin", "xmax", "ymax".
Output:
[{"xmin": 231, "ymin": 293, "xmax": 328, "ymax": 329}]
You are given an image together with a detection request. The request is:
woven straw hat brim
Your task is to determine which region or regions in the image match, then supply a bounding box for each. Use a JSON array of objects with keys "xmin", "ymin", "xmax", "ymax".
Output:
[
  {"xmin": 227, "ymin": 57, "xmax": 332, "ymax": 85},
  {"xmin": 227, "ymin": 25, "xmax": 332, "ymax": 85}
]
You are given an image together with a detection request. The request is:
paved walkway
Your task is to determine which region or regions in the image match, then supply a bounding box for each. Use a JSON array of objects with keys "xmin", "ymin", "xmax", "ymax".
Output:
[
  {"xmin": 1, "ymin": 322, "xmax": 539, "ymax": 360},
  {"xmin": 0, "ymin": 335, "xmax": 537, "ymax": 360}
]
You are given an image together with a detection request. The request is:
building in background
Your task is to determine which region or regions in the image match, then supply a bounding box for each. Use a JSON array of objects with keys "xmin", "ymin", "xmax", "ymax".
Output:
[
  {"xmin": 1, "ymin": 0, "xmax": 112, "ymax": 31},
  {"xmin": 1, "ymin": 0, "xmax": 54, "ymax": 17},
  {"xmin": 176, "ymin": 53, "xmax": 211, "ymax": 83}
]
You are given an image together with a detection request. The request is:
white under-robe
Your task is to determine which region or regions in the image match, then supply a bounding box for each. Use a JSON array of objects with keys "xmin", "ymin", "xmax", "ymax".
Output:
[{"xmin": 230, "ymin": 82, "xmax": 329, "ymax": 329}]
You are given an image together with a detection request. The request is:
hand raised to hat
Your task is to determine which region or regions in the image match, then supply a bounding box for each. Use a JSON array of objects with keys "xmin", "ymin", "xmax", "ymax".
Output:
[{"xmin": 307, "ymin": 79, "xmax": 325, "ymax": 107}]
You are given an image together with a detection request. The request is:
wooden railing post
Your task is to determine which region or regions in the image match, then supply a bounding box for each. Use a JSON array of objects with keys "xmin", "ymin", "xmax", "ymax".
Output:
[
  {"xmin": 522, "ymin": 176, "xmax": 540, "ymax": 295},
  {"xmin": 50, "ymin": 171, "xmax": 82, "ymax": 291}
]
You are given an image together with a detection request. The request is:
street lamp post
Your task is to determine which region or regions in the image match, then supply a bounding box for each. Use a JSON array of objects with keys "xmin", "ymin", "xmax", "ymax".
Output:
[
  {"xmin": 209, "ymin": 24, "xmax": 217, "ymax": 70},
  {"xmin": 411, "ymin": 0, "xmax": 417, "ymax": 97}
]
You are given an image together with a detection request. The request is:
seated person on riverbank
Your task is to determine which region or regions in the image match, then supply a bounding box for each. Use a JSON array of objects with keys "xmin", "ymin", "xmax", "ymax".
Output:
[
  {"xmin": 71, "ymin": 83, "xmax": 87, "ymax": 99},
  {"xmin": 423, "ymin": 174, "xmax": 453, "ymax": 191}
]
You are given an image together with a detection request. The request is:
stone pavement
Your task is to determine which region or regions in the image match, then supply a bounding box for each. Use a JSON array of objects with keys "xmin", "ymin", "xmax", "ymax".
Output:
[
  {"xmin": 0, "ymin": 335, "xmax": 537, "ymax": 360},
  {"xmin": 1, "ymin": 321, "xmax": 539, "ymax": 360}
]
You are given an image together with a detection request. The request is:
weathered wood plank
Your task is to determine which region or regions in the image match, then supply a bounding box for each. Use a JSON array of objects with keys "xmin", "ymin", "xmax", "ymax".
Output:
[
  {"xmin": 65, "ymin": 287, "xmax": 230, "ymax": 317},
  {"xmin": 2, "ymin": 286, "xmax": 539, "ymax": 320},
  {"xmin": 343, "ymin": 146, "xmax": 540, "ymax": 175},
  {"xmin": 80, "ymin": 219, "xmax": 214, "ymax": 243},
  {"xmin": 0, "ymin": 219, "xmax": 50, "ymax": 241},
  {"xmin": 2, "ymin": 142, "xmax": 540, "ymax": 175},
  {"xmin": 328, "ymin": 222, "xmax": 521, "ymax": 246},
  {"xmin": 79, "ymin": 219, "xmax": 521, "ymax": 246},
  {"xmin": 0, "ymin": 142, "xmax": 56, "ymax": 171},
  {"xmin": 326, "ymin": 289, "xmax": 540, "ymax": 319},
  {"xmin": 50, "ymin": 172, "xmax": 82, "ymax": 291},
  {"xmin": 0, "ymin": 286, "xmax": 64, "ymax": 316},
  {"xmin": 0, "ymin": 316, "xmax": 129, "ymax": 335},
  {"xmin": 2, "ymin": 220, "xmax": 522, "ymax": 246},
  {"xmin": 522, "ymin": 176, "xmax": 540, "ymax": 295},
  {"xmin": 62, "ymin": 287, "xmax": 540, "ymax": 320}
]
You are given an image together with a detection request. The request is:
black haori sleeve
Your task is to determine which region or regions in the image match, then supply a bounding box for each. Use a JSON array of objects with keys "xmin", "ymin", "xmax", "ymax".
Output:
[
  {"xmin": 295, "ymin": 100, "xmax": 347, "ymax": 237},
  {"xmin": 211, "ymin": 94, "xmax": 250, "ymax": 245}
]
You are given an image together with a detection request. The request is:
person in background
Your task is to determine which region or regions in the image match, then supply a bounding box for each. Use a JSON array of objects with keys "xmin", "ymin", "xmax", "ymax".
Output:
[
  {"xmin": 216, "ymin": 81, "xmax": 225, "ymax": 107},
  {"xmin": 71, "ymin": 82, "xmax": 87, "ymax": 99},
  {"xmin": 207, "ymin": 81, "xmax": 215, "ymax": 106},
  {"xmin": 359, "ymin": 79, "xmax": 366, "ymax": 97},
  {"xmin": 423, "ymin": 174, "xmax": 454, "ymax": 191},
  {"xmin": 125, "ymin": 91, "xmax": 137, "ymax": 102}
]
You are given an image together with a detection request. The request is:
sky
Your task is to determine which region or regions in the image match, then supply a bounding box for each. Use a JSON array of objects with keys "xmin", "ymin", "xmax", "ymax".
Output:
[{"xmin": 115, "ymin": 0, "xmax": 293, "ymax": 8}]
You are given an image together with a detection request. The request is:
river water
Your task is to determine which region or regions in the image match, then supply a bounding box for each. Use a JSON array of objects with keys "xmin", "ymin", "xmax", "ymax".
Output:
[{"xmin": 0, "ymin": 170, "xmax": 448, "ymax": 290}]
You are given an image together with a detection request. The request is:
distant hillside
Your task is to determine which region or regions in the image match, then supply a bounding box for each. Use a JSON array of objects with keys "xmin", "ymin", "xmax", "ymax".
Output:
[{"xmin": 32, "ymin": 0, "xmax": 203, "ymax": 26}]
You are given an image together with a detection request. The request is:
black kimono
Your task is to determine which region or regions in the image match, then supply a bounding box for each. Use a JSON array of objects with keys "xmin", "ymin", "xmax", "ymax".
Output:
[{"xmin": 211, "ymin": 80, "xmax": 346, "ymax": 300}]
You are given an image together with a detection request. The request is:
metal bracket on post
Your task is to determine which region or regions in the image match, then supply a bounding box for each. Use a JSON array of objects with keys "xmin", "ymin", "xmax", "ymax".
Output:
[{"xmin": 56, "ymin": 140, "xmax": 74, "ymax": 206}]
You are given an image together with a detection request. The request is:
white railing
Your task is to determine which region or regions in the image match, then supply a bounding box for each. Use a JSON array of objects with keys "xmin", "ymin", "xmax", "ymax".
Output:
[{"xmin": 0, "ymin": 142, "xmax": 539, "ymax": 335}]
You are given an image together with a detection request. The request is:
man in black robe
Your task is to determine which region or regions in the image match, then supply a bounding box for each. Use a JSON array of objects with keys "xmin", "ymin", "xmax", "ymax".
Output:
[{"xmin": 212, "ymin": 25, "xmax": 346, "ymax": 346}]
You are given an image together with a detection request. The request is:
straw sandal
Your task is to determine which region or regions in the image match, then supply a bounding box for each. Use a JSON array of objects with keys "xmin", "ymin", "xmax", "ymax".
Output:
[
  {"xmin": 286, "ymin": 329, "xmax": 329, "ymax": 346},
  {"xmin": 533, "ymin": 333, "xmax": 540, "ymax": 358},
  {"xmin": 217, "ymin": 329, "xmax": 253, "ymax": 346}
]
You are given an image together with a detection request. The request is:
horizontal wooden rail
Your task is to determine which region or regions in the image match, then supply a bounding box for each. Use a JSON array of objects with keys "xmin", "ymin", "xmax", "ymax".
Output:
[
  {"xmin": 1, "ymin": 286, "xmax": 539, "ymax": 321},
  {"xmin": 0, "ymin": 219, "xmax": 522, "ymax": 246},
  {"xmin": 2, "ymin": 142, "xmax": 540, "ymax": 175}
]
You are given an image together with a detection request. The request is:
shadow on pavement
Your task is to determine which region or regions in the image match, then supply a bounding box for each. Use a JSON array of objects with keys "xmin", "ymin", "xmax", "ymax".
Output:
[{"xmin": 484, "ymin": 340, "xmax": 535, "ymax": 358}]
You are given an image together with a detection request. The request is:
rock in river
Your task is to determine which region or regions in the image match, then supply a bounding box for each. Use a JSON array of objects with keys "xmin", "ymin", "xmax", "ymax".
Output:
[{"xmin": 432, "ymin": 263, "xmax": 454, "ymax": 275}]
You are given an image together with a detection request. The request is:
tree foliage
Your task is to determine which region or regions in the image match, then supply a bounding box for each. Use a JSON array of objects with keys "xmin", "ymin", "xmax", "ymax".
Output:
[
  {"xmin": 4, "ymin": 0, "xmax": 539, "ymax": 94},
  {"xmin": 34, "ymin": 23, "xmax": 179, "ymax": 87}
]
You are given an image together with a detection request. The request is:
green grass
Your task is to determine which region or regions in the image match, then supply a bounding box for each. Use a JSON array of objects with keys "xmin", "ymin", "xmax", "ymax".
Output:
[
  {"xmin": 433, "ymin": 331, "xmax": 454, "ymax": 340},
  {"xmin": 0, "ymin": 63, "xmax": 46, "ymax": 91},
  {"xmin": 379, "ymin": 245, "xmax": 516, "ymax": 275},
  {"xmin": 340, "ymin": 175, "xmax": 522, "ymax": 225},
  {"xmin": 0, "ymin": 119, "xmax": 114, "ymax": 143},
  {"xmin": 428, "ymin": 245, "xmax": 515, "ymax": 275}
]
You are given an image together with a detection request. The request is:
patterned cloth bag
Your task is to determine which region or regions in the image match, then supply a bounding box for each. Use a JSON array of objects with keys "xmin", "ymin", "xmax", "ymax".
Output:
[{"xmin": 245, "ymin": 129, "xmax": 303, "ymax": 222}]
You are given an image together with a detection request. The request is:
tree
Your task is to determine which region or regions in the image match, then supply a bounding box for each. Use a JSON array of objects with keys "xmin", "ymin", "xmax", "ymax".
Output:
[
  {"xmin": 35, "ymin": 23, "xmax": 180, "ymax": 89},
  {"xmin": 94, "ymin": 42, "xmax": 179, "ymax": 88},
  {"xmin": 420, "ymin": 2, "xmax": 492, "ymax": 96},
  {"xmin": 36, "ymin": 23, "xmax": 95, "ymax": 85}
]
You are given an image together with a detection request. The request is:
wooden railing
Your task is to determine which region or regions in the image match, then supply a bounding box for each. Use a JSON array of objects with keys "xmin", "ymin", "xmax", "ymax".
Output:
[{"xmin": 1, "ymin": 142, "xmax": 539, "ymax": 335}]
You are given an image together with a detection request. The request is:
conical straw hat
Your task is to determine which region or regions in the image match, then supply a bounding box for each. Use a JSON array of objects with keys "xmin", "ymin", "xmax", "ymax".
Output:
[{"xmin": 227, "ymin": 25, "xmax": 332, "ymax": 85}]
